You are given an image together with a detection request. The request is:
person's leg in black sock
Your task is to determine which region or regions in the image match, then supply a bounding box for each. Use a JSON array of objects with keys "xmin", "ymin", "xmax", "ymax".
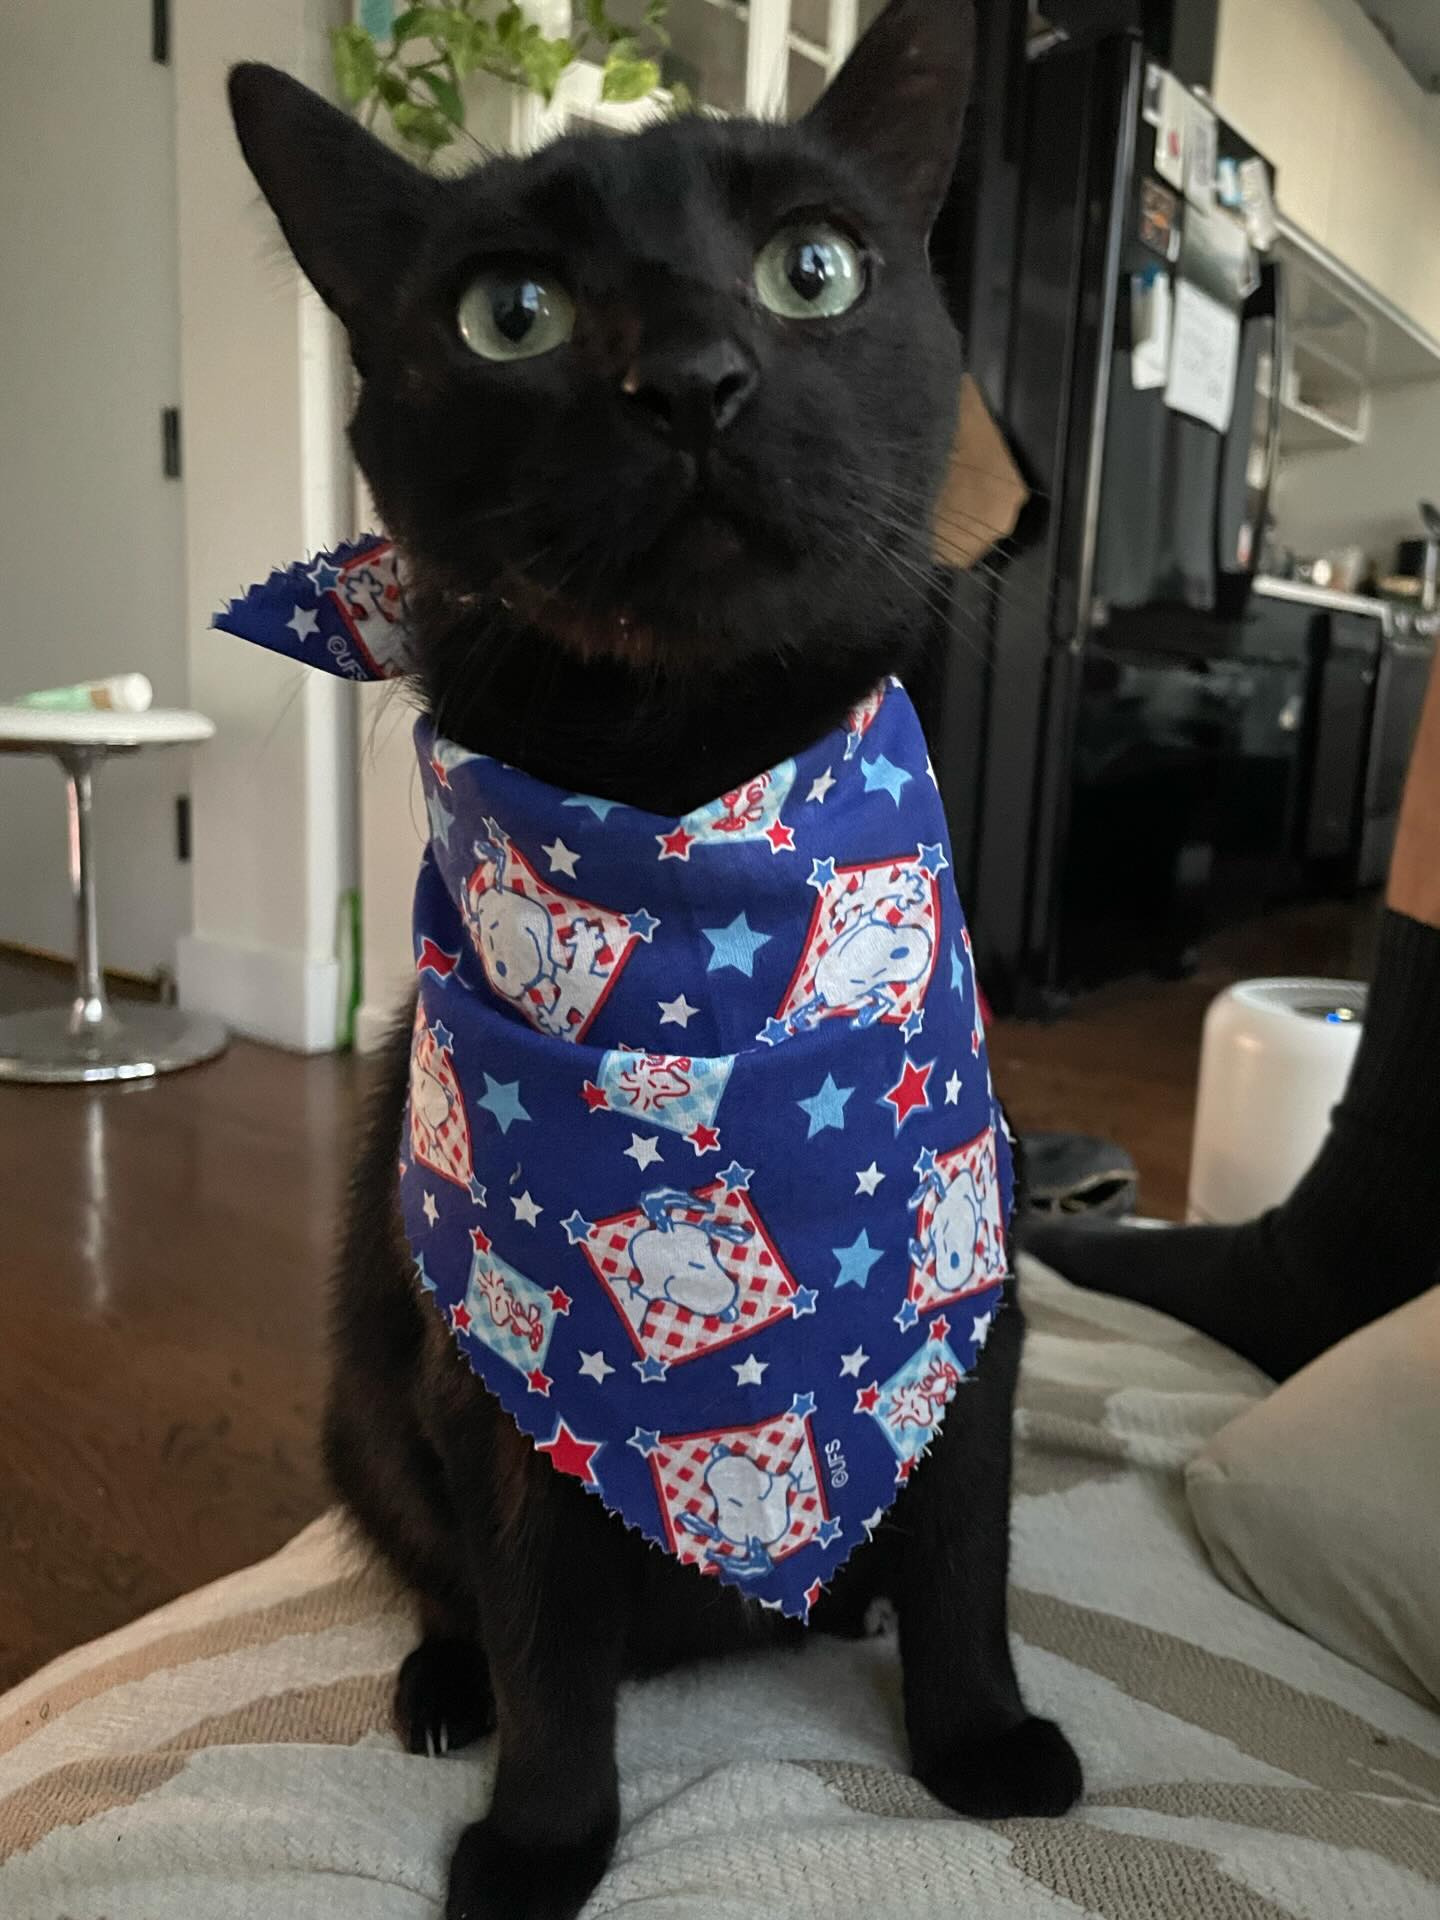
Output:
[{"xmin": 1025, "ymin": 652, "xmax": 1440, "ymax": 1382}]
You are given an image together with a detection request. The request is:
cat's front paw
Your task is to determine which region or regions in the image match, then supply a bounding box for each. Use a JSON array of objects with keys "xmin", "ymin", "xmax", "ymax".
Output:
[
  {"xmin": 917, "ymin": 1715, "xmax": 1082, "ymax": 1820},
  {"xmin": 445, "ymin": 1819, "xmax": 616, "ymax": 1920},
  {"xmin": 395, "ymin": 1637, "xmax": 495, "ymax": 1757}
]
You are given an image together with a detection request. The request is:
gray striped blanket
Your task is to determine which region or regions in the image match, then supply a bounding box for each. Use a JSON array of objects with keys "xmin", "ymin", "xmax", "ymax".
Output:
[{"xmin": 2, "ymin": 1258, "xmax": 1437, "ymax": 1917}]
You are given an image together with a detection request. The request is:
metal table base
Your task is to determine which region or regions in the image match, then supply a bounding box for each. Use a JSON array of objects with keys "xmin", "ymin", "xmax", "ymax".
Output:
[{"xmin": 0, "ymin": 746, "xmax": 227, "ymax": 1085}]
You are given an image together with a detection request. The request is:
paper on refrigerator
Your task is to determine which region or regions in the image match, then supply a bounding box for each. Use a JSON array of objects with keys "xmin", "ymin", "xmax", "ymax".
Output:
[{"xmin": 1164, "ymin": 278, "xmax": 1241, "ymax": 433}]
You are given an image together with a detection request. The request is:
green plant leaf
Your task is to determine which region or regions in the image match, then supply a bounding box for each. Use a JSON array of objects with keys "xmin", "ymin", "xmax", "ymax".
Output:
[
  {"xmin": 376, "ymin": 68, "xmax": 409, "ymax": 105},
  {"xmin": 391, "ymin": 99, "xmax": 458, "ymax": 150},
  {"xmin": 391, "ymin": 5, "xmax": 455, "ymax": 44},
  {"xmin": 602, "ymin": 53, "xmax": 661, "ymax": 103},
  {"xmin": 331, "ymin": 24, "xmax": 380, "ymax": 104},
  {"xmin": 442, "ymin": 15, "xmax": 489, "ymax": 77},
  {"xmin": 518, "ymin": 34, "xmax": 574, "ymax": 104},
  {"xmin": 416, "ymin": 65, "xmax": 465, "ymax": 122},
  {"xmin": 584, "ymin": 0, "xmax": 626, "ymax": 45},
  {"xmin": 495, "ymin": 5, "xmax": 524, "ymax": 51}
]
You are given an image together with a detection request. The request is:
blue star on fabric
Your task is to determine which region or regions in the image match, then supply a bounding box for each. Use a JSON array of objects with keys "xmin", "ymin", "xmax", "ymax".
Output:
[
  {"xmin": 477, "ymin": 1072, "xmax": 530, "ymax": 1134},
  {"xmin": 816, "ymin": 1518, "xmax": 843, "ymax": 1549},
  {"xmin": 808, "ymin": 856, "xmax": 838, "ymax": 891},
  {"xmin": 790, "ymin": 1392, "xmax": 817, "ymax": 1419},
  {"xmin": 563, "ymin": 793, "xmax": 622, "ymax": 820},
  {"xmin": 702, "ymin": 911, "xmax": 771, "ymax": 977},
  {"xmin": 900, "ymin": 1009, "xmax": 925, "ymax": 1042},
  {"xmin": 832, "ymin": 1230, "xmax": 884, "ymax": 1290},
  {"xmin": 628, "ymin": 1427, "xmax": 663, "ymax": 1458},
  {"xmin": 757, "ymin": 1016, "xmax": 792, "ymax": 1048},
  {"xmin": 797, "ymin": 1074, "xmax": 853, "ymax": 1138},
  {"xmin": 716, "ymin": 1161, "xmax": 753, "ymax": 1192},
  {"xmin": 561, "ymin": 1210, "xmax": 592, "ymax": 1246},
  {"xmin": 912, "ymin": 1146, "xmax": 939, "ymax": 1178},
  {"xmin": 917, "ymin": 841, "xmax": 949, "ymax": 875},
  {"xmin": 309, "ymin": 558, "xmax": 341, "ymax": 593},
  {"xmin": 431, "ymin": 1021, "xmax": 454, "ymax": 1051},
  {"xmin": 893, "ymin": 1299, "xmax": 920, "ymax": 1332},
  {"xmin": 861, "ymin": 754, "xmax": 912, "ymax": 805},
  {"xmin": 627, "ymin": 907, "xmax": 660, "ymax": 943},
  {"xmin": 425, "ymin": 787, "xmax": 453, "ymax": 852},
  {"xmin": 634, "ymin": 1355, "xmax": 669, "ymax": 1383},
  {"xmin": 950, "ymin": 943, "xmax": 968, "ymax": 995},
  {"xmin": 789, "ymin": 1286, "xmax": 819, "ymax": 1318},
  {"xmin": 413, "ymin": 1255, "xmax": 436, "ymax": 1294}
]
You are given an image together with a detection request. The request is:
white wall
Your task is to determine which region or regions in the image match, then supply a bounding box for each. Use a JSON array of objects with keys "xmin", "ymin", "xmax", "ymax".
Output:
[
  {"xmin": 0, "ymin": 4, "xmax": 189, "ymax": 979},
  {"xmin": 1272, "ymin": 380, "xmax": 1440, "ymax": 562},
  {"xmin": 1214, "ymin": 0, "xmax": 1440, "ymax": 341},
  {"xmin": 172, "ymin": 0, "xmax": 357, "ymax": 1051}
]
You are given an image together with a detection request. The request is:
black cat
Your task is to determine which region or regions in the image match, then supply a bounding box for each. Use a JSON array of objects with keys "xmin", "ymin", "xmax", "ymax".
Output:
[{"xmin": 229, "ymin": 6, "xmax": 1081, "ymax": 1916}]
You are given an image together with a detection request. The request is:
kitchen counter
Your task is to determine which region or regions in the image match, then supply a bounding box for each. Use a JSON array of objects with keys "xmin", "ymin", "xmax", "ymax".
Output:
[{"xmin": 1253, "ymin": 576, "xmax": 1389, "ymax": 620}]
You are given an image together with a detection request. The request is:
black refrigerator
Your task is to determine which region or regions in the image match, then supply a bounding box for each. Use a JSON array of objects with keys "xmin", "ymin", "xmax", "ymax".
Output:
[{"xmin": 923, "ymin": 23, "xmax": 1290, "ymax": 1012}]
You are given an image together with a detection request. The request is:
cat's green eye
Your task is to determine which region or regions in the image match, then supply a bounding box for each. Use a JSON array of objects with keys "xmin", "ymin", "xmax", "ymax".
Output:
[
  {"xmin": 753, "ymin": 225, "xmax": 864, "ymax": 321},
  {"xmin": 457, "ymin": 271, "xmax": 575, "ymax": 362}
]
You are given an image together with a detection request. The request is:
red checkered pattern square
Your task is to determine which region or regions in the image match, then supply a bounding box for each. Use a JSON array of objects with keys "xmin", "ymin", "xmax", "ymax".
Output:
[
  {"xmin": 408, "ymin": 1010, "xmax": 476, "ymax": 1192},
  {"xmin": 775, "ymin": 859, "xmax": 940, "ymax": 1031},
  {"xmin": 908, "ymin": 1124, "xmax": 1008, "ymax": 1312},
  {"xmin": 651, "ymin": 1409, "xmax": 826, "ymax": 1572},
  {"xmin": 580, "ymin": 1181, "xmax": 795, "ymax": 1363}
]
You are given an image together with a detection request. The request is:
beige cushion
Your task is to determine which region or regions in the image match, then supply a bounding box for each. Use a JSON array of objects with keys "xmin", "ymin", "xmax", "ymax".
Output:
[{"xmin": 1186, "ymin": 1288, "xmax": 1440, "ymax": 1708}]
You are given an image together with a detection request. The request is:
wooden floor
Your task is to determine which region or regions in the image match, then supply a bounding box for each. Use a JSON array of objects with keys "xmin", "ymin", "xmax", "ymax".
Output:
[{"xmin": 0, "ymin": 897, "xmax": 1377, "ymax": 1691}]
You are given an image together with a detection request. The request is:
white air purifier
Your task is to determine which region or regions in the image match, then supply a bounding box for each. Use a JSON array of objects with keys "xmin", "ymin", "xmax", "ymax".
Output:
[{"xmin": 1187, "ymin": 978, "xmax": 1367, "ymax": 1225}]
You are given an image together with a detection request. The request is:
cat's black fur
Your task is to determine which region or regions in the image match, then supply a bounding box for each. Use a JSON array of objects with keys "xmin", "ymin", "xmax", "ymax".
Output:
[{"xmin": 229, "ymin": 7, "xmax": 1081, "ymax": 1915}]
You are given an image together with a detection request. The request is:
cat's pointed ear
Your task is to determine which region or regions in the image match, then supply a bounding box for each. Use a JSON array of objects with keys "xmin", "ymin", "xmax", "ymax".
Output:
[
  {"xmin": 228, "ymin": 63, "xmax": 441, "ymax": 348},
  {"xmin": 805, "ymin": 0, "xmax": 975, "ymax": 233}
]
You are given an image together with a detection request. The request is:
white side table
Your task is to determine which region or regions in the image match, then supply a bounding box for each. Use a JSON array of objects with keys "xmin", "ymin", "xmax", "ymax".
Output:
[{"xmin": 0, "ymin": 707, "xmax": 228, "ymax": 1084}]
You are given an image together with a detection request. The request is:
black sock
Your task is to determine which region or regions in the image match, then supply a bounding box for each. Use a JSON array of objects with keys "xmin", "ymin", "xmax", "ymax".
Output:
[{"xmin": 1023, "ymin": 910, "xmax": 1440, "ymax": 1380}]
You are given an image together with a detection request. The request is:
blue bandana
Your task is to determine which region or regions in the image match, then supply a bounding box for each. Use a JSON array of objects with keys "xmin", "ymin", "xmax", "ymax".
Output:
[{"xmin": 218, "ymin": 543, "xmax": 1012, "ymax": 1619}]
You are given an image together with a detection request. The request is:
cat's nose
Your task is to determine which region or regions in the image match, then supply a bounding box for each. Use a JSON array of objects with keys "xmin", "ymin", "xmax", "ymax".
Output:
[{"xmin": 621, "ymin": 339, "xmax": 757, "ymax": 447}]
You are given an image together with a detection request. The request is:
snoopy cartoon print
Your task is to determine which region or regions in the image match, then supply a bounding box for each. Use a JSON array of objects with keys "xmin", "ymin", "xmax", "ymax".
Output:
[
  {"xmin": 628, "ymin": 1188, "xmax": 753, "ymax": 1322},
  {"xmin": 676, "ymin": 1447, "xmax": 799, "ymax": 1577},
  {"xmin": 907, "ymin": 1132, "xmax": 1007, "ymax": 1309},
  {"xmin": 779, "ymin": 860, "xmax": 937, "ymax": 1036},
  {"xmin": 463, "ymin": 817, "xmax": 647, "ymax": 1041}
]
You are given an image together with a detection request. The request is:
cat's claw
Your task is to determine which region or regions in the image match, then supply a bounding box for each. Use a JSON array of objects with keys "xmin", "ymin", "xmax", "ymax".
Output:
[{"xmin": 395, "ymin": 1636, "xmax": 495, "ymax": 1758}]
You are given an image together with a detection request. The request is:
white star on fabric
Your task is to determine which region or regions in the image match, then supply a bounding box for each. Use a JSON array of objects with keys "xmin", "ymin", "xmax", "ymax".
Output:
[
  {"xmin": 578, "ymin": 1350, "xmax": 614, "ymax": 1384},
  {"xmin": 972, "ymin": 1310, "xmax": 994, "ymax": 1347},
  {"xmin": 806, "ymin": 767, "xmax": 836, "ymax": 804},
  {"xmin": 838, "ymin": 1346, "xmax": 869, "ymax": 1378},
  {"xmin": 944, "ymin": 1071, "xmax": 962, "ymax": 1105},
  {"xmin": 541, "ymin": 836, "xmax": 580, "ymax": 878},
  {"xmin": 421, "ymin": 1191, "xmax": 439, "ymax": 1228},
  {"xmin": 732, "ymin": 1355, "xmax": 768, "ymax": 1387},
  {"xmin": 624, "ymin": 1132, "xmax": 663, "ymax": 1170},
  {"xmin": 862, "ymin": 1508, "xmax": 885, "ymax": 1540},
  {"xmin": 855, "ymin": 1162, "xmax": 885, "ymax": 1196},
  {"xmin": 658, "ymin": 993, "xmax": 698, "ymax": 1028},
  {"xmin": 511, "ymin": 1190, "xmax": 543, "ymax": 1227},
  {"xmin": 286, "ymin": 605, "xmax": 319, "ymax": 641}
]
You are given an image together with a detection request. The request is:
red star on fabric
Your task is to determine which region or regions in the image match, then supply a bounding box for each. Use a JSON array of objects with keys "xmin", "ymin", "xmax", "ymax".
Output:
[
  {"xmin": 657, "ymin": 825, "xmax": 697, "ymax": 861},
  {"xmin": 962, "ymin": 927, "xmax": 972, "ymax": 954},
  {"xmin": 687, "ymin": 1123, "xmax": 720, "ymax": 1155},
  {"xmin": 804, "ymin": 1579, "xmax": 825, "ymax": 1612},
  {"xmin": 971, "ymin": 1026, "xmax": 982, "ymax": 1057},
  {"xmin": 415, "ymin": 937, "xmax": 459, "ymax": 979},
  {"xmin": 763, "ymin": 820, "xmax": 795, "ymax": 853},
  {"xmin": 535, "ymin": 1418, "xmax": 602, "ymax": 1486},
  {"xmin": 429, "ymin": 753, "xmax": 450, "ymax": 788},
  {"xmin": 449, "ymin": 1303, "xmax": 472, "ymax": 1334},
  {"xmin": 526, "ymin": 1368, "xmax": 552, "ymax": 1396},
  {"xmin": 896, "ymin": 1457, "xmax": 916, "ymax": 1484},
  {"xmin": 855, "ymin": 1382, "xmax": 881, "ymax": 1414},
  {"xmin": 546, "ymin": 1287, "xmax": 572, "ymax": 1316},
  {"xmin": 470, "ymin": 1227, "xmax": 492, "ymax": 1255},
  {"xmin": 882, "ymin": 1057, "xmax": 933, "ymax": 1129},
  {"xmin": 580, "ymin": 1080, "xmax": 610, "ymax": 1111},
  {"xmin": 929, "ymin": 1315, "xmax": 951, "ymax": 1343}
]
